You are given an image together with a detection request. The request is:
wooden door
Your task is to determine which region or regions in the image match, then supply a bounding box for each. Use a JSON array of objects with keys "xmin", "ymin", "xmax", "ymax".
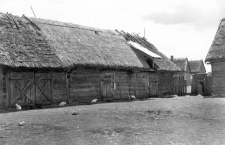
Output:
[
  {"xmin": 8, "ymin": 72, "xmax": 35, "ymax": 106},
  {"xmin": 149, "ymin": 80, "xmax": 158, "ymax": 96},
  {"xmin": 34, "ymin": 72, "xmax": 52, "ymax": 104},
  {"xmin": 102, "ymin": 73, "xmax": 114, "ymax": 100},
  {"xmin": 7, "ymin": 71, "xmax": 52, "ymax": 107}
]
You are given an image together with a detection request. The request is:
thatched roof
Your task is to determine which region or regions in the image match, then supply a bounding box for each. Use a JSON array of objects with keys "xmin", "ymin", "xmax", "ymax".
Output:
[
  {"xmin": 189, "ymin": 60, "xmax": 206, "ymax": 73},
  {"xmin": 172, "ymin": 58, "xmax": 190, "ymax": 72},
  {"xmin": 118, "ymin": 31, "xmax": 181, "ymax": 71},
  {"xmin": 205, "ymin": 19, "xmax": 225, "ymax": 63},
  {"xmin": 0, "ymin": 13, "xmax": 151, "ymax": 70}
]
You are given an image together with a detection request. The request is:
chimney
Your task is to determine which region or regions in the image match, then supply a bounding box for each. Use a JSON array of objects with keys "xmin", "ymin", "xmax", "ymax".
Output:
[{"xmin": 170, "ymin": 55, "xmax": 174, "ymax": 61}]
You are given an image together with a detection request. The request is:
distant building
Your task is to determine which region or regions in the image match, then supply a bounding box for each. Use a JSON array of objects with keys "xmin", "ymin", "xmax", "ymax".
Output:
[
  {"xmin": 189, "ymin": 60, "xmax": 208, "ymax": 95},
  {"xmin": 189, "ymin": 60, "xmax": 206, "ymax": 74},
  {"xmin": 171, "ymin": 57, "xmax": 191, "ymax": 94}
]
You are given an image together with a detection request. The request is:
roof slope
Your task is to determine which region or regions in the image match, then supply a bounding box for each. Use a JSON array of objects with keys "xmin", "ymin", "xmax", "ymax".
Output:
[
  {"xmin": 205, "ymin": 19, "xmax": 225, "ymax": 63},
  {"xmin": 189, "ymin": 60, "xmax": 206, "ymax": 73},
  {"xmin": 118, "ymin": 31, "xmax": 181, "ymax": 71},
  {"xmin": 0, "ymin": 13, "xmax": 150, "ymax": 70},
  {"xmin": 172, "ymin": 58, "xmax": 190, "ymax": 72}
]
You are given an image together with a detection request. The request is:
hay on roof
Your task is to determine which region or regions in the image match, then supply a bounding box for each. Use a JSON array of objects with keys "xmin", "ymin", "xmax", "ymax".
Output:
[
  {"xmin": 172, "ymin": 58, "xmax": 189, "ymax": 72},
  {"xmin": 205, "ymin": 19, "xmax": 225, "ymax": 63},
  {"xmin": 0, "ymin": 13, "xmax": 151, "ymax": 70},
  {"xmin": 189, "ymin": 60, "xmax": 205, "ymax": 73}
]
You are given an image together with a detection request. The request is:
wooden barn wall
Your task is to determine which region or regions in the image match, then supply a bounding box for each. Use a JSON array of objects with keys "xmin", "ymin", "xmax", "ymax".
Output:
[
  {"xmin": 211, "ymin": 62, "xmax": 225, "ymax": 97},
  {"xmin": 1, "ymin": 67, "xmax": 179, "ymax": 108},
  {"xmin": 205, "ymin": 76, "xmax": 212, "ymax": 96},
  {"xmin": 113, "ymin": 72, "xmax": 135, "ymax": 100},
  {"xmin": 69, "ymin": 68, "xmax": 102, "ymax": 103},
  {"xmin": 69, "ymin": 68, "xmax": 158, "ymax": 103},
  {"xmin": 52, "ymin": 72, "xmax": 68, "ymax": 103},
  {"xmin": 135, "ymin": 72, "xmax": 150, "ymax": 99},
  {"xmin": 158, "ymin": 72, "xmax": 174, "ymax": 96},
  {"xmin": 2, "ymin": 70, "xmax": 67, "ymax": 108},
  {"xmin": 113, "ymin": 72, "xmax": 150, "ymax": 100},
  {"xmin": 0, "ymin": 67, "xmax": 5, "ymax": 109}
]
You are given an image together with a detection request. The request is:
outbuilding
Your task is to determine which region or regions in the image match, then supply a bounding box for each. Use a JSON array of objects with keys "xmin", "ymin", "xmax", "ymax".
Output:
[{"xmin": 205, "ymin": 18, "xmax": 225, "ymax": 97}]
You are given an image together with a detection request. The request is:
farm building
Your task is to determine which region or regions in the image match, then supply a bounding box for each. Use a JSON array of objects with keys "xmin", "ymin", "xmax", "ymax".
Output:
[
  {"xmin": 0, "ymin": 13, "xmax": 180, "ymax": 109},
  {"xmin": 205, "ymin": 19, "xmax": 225, "ymax": 97},
  {"xmin": 189, "ymin": 60, "xmax": 206, "ymax": 74},
  {"xmin": 189, "ymin": 60, "xmax": 209, "ymax": 95},
  {"xmin": 171, "ymin": 57, "xmax": 192, "ymax": 94}
]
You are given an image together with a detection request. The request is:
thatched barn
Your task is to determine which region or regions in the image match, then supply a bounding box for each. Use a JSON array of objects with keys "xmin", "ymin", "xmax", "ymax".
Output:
[{"xmin": 0, "ymin": 13, "xmax": 180, "ymax": 109}]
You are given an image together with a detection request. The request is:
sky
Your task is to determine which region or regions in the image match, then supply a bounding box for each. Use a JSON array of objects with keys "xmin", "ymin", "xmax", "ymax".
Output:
[{"xmin": 1, "ymin": 0, "xmax": 224, "ymax": 72}]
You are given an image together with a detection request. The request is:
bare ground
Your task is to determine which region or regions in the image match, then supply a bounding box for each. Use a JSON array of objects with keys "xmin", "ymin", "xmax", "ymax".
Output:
[{"xmin": 1, "ymin": 95, "xmax": 225, "ymax": 145}]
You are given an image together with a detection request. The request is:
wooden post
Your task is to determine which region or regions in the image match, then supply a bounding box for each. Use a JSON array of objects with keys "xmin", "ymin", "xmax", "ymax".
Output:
[
  {"xmin": 34, "ymin": 72, "xmax": 36, "ymax": 103},
  {"xmin": 135, "ymin": 72, "xmax": 137, "ymax": 98},
  {"xmin": 100, "ymin": 73, "xmax": 103, "ymax": 100},
  {"xmin": 50, "ymin": 72, "xmax": 53, "ymax": 103},
  {"xmin": 6, "ymin": 72, "xmax": 11, "ymax": 108},
  {"xmin": 66, "ymin": 73, "xmax": 70, "ymax": 104}
]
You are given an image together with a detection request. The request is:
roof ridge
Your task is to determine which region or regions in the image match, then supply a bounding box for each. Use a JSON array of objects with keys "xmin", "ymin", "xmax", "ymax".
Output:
[{"xmin": 30, "ymin": 17, "xmax": 118, "ymax": 35}]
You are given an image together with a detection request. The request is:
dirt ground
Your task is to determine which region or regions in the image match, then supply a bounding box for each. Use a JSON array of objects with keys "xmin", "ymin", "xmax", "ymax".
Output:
[{"xmin": 1, "ymin": 95, "xmax": 225, "ymax": 145}]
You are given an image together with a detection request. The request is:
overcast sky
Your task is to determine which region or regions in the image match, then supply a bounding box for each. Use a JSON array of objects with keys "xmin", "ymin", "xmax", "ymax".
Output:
[{"xmin": 1, "ymin": 0, "xmax": 224, "ymax": 72}]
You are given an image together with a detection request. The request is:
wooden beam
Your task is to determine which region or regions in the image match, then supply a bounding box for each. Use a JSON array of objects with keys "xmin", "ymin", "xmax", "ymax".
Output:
[
  {"xmin": 50, "ymin": 72, "xmax": 53, "ymax": 103},
  {"xmin": 6, "ymin": 73, "xmax": 10, "ymax": 108},
  {"xmin": 66, "ymin": 73, "xmax": 70, "ymax": 104}
]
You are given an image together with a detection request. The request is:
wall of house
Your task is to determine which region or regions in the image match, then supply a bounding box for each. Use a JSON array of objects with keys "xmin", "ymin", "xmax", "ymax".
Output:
[
  {"xmin": 211, "ymin": 62, "xmax": 225, "ymax": 97},
  {"xmin": 158, "ymin": 72, "xmax": 174, "ymax": 97}
]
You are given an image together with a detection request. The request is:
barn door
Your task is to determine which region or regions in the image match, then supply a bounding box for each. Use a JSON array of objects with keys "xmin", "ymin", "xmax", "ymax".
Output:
[
  {"xmin": 8, "ymin": 71, "xmax": 52, "ymax": 107},
  {"xmin": 149, "ymin": 81, "xmax": 158, "ymax": 96},
  {"xmin": 102, "ymin": 73, "xmax": 114, "ymax": 100},
  {"xmin": 34, "ymin": 72, "xmax": 52, "ymax": 105},
  {"xmin": 149, "ymin": 76, "xmax": 158, "ymax": 97},
  {"xmin": 9, "ymin": 72, "xmax": 35, "ymax": 106}
]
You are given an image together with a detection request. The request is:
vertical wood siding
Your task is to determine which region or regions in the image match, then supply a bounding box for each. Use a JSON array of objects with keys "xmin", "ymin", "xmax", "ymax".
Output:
[
  {"xmin": 212, "ymin": 62, "xmax": 225, "ymax": 96},
  {"xmin": 1, "ymin": 67, "xmax": 176, "ymax": 109},
  {"xmin": 158, "ymin": 72, "xmax": 174, "ymax": 96},
  {"xmin": 69, "ymin": 68, "xmax": 159, "ymax": 103},
  {"xmin": 0, "ymin": 67, "xmax": 5, "ymax": 109},
  {"xmin": 69, "ymin": 69, "xmax": 101, "ymax": 103},
  {"xmin": 52, "ymin": 72, "xmax": 67, "ymax": 103}
]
